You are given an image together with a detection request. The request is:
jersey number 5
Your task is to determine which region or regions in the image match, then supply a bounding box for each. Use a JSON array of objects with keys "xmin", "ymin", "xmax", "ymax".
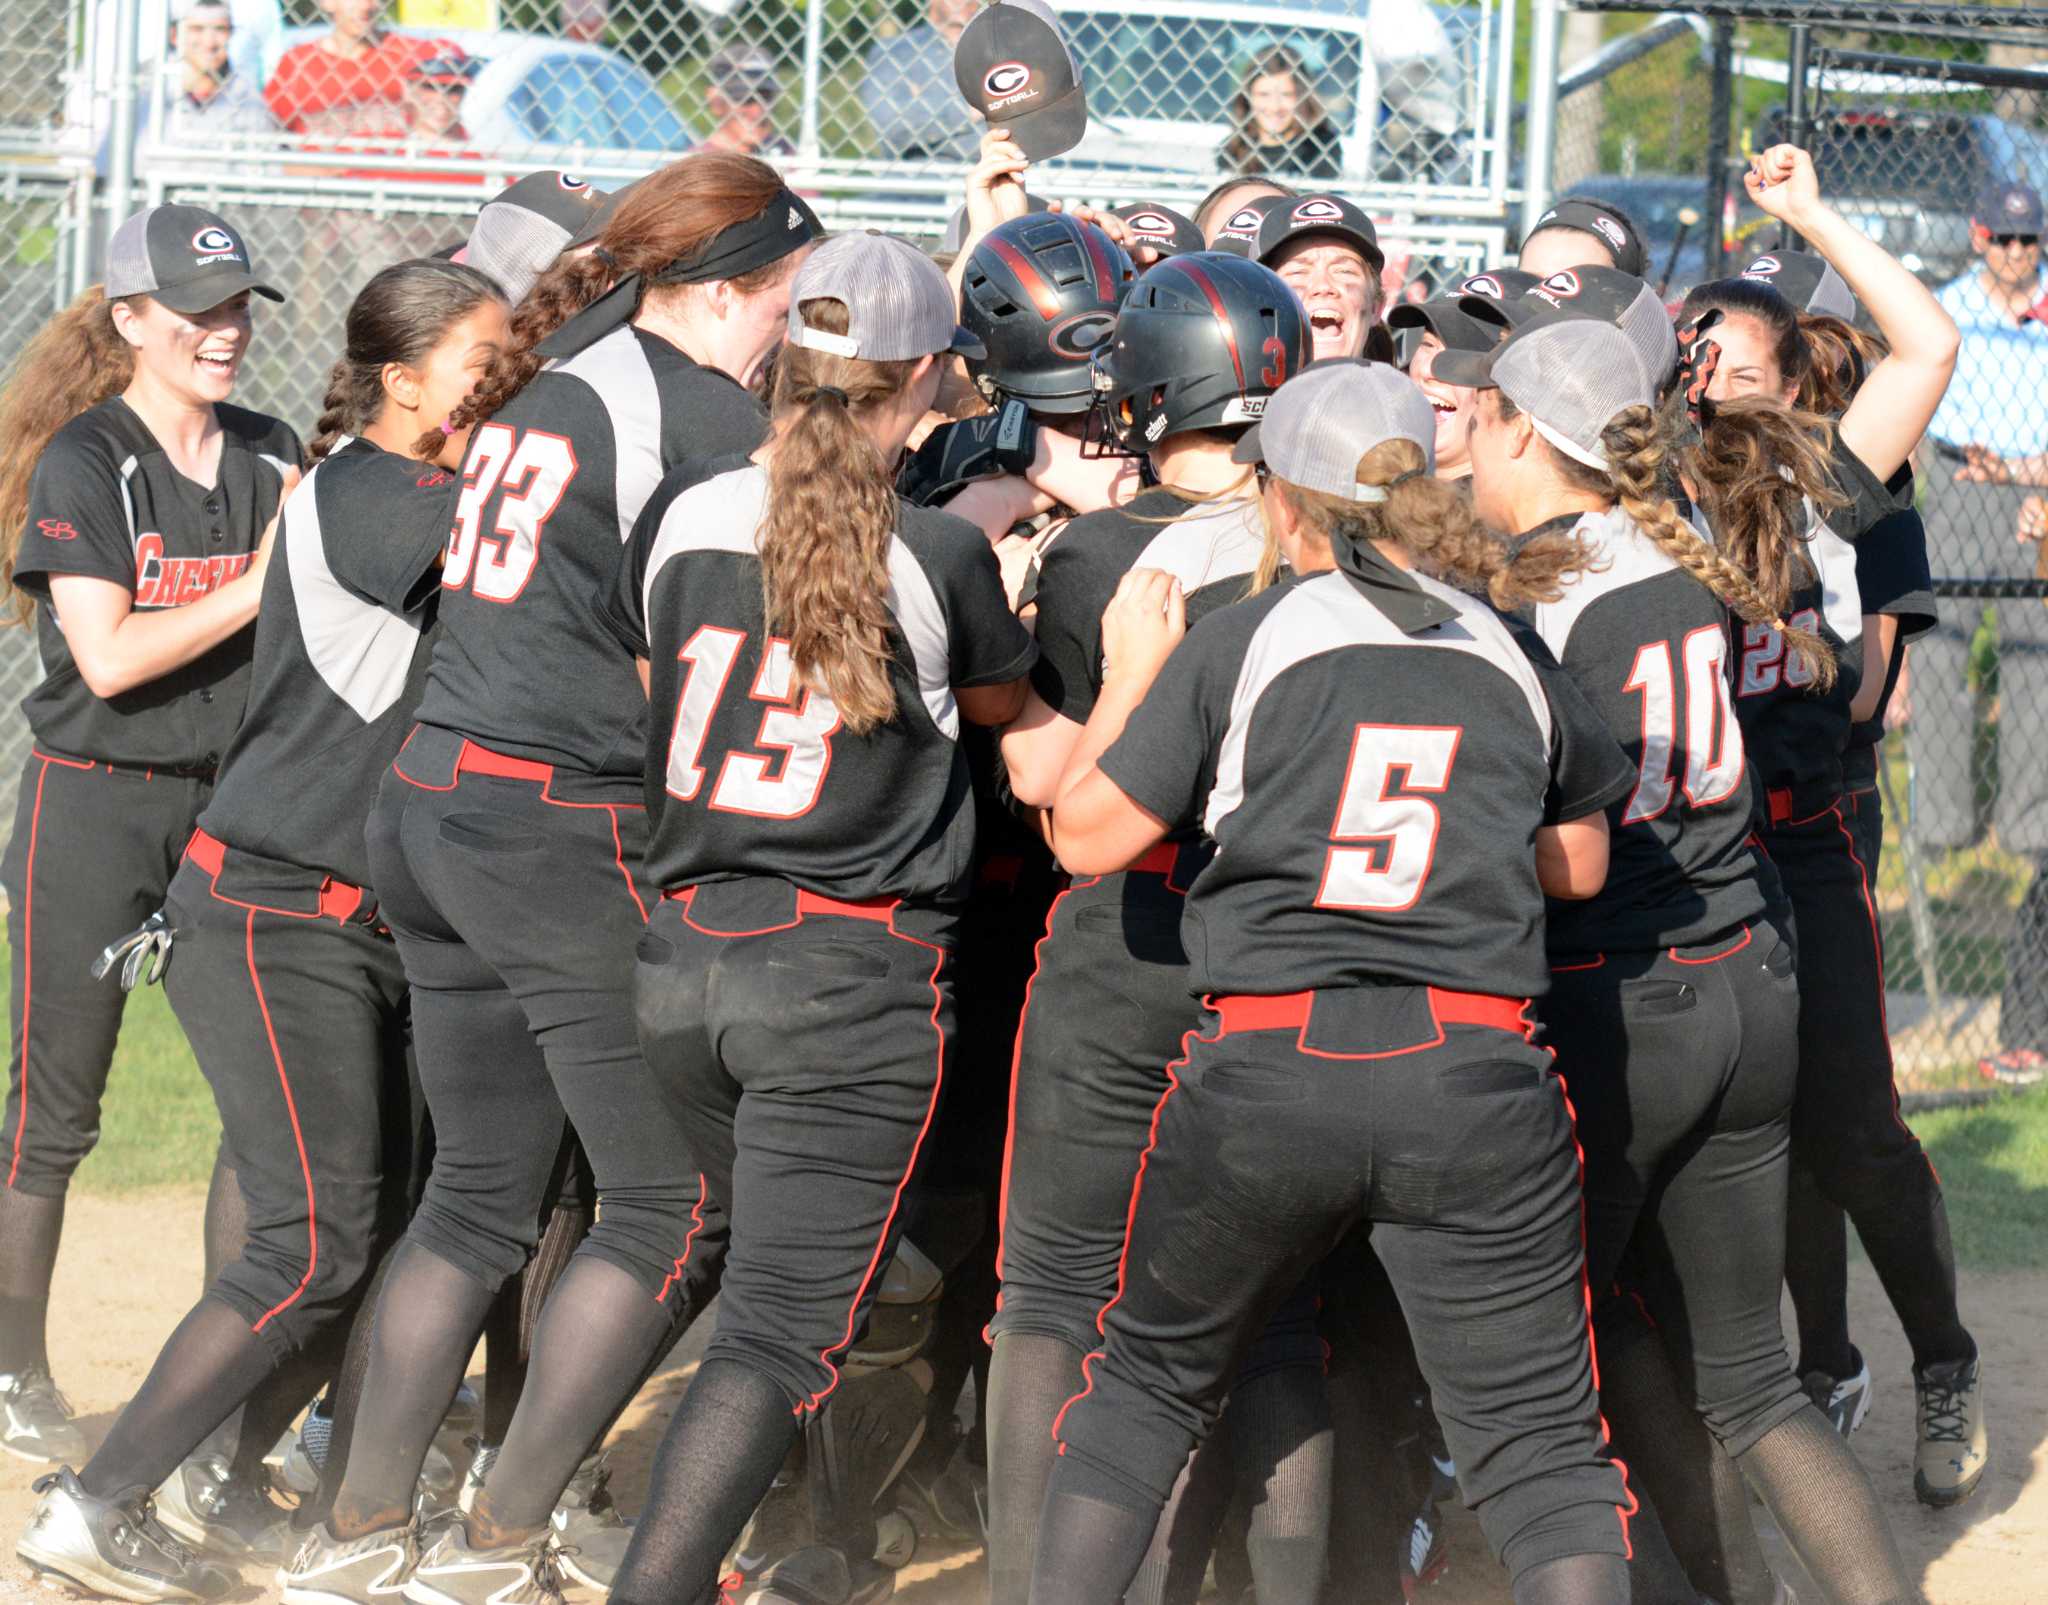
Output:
[
  {"xmin": 1621, "ymin": 626, "xmax": 1744, "ymax": 824},
  {"xmin": 445, "ymin": 424, "xmax": 579, "ymax": 603},
  {"xmin": 666, "ymin": 628, "xmax": 843, "ymax": 819},
  {"xmin": 1316, "ymin": 724, "xmax": 1461, "ymax": 912}
]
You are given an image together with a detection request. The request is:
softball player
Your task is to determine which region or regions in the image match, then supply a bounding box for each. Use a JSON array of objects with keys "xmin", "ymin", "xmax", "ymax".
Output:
[
  {"xmin": 600, "ymin": 232, "xmax": 1034, "ymax": 1605},
  {"xmin": 279, "ymin": 155, "xmax": 818, "ymax": 1605},
  {"xmin": 1448, "ymin": 309, "xmax": 1922, "ymax": 1605},
  {"xmin": 1682, "ymin": 144, "xmax": 1982, "ymax": 1509},
  {"xmin": 0, "ymin": 205, "xmax": 297, "ymax": 1463},
  {"xmin": 17, "ymin": 259, "xmax": 507, "ymax": 1604},
  {"xmin": 1030, "ymin": 359, "xmax": 1638, "ymax": 1605},
  {"xmin": 987, "ymin": 252, "xmax": 1318, "ymax": 1605}
]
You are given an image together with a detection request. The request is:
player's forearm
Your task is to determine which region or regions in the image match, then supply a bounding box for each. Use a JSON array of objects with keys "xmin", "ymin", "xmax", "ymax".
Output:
[{"xmin": 69, "ymin": 572, "xmax": 264, "ymax": 698}]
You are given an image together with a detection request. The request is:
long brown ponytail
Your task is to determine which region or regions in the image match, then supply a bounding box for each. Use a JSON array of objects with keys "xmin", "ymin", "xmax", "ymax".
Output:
[
  {"xmin": 1274, "ymin": 435, "xmax": 1600, "ymax": 609},
  {"xmin": 422, "ymin": 151, "xmax": 791, "ymax": 456},
  {"xmin": 760, "ymin": 299, "xmax": 917, "ymax": 735},
  {"xmin": 0, "ymin": 288, "xmax": 139, "ymax": 626},
  {"xmin": 1506, "ymin": 390, "xmax": 1836, "ymax": 688}
]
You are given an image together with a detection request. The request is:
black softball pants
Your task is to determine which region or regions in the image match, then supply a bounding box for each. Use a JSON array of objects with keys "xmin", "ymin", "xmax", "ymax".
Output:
[
  {"xmin": 368, "ymin": 725, "xmax": 712, "ymax": 1305},
  {"xmin": 990, "ymin": 855, "xmax": 1320, "ymax": 1376},
  {"xmin": 1544, "ymin": 922, "xmax": 1808, "ymax": 1454},
  {"xmin": 162, "ymin": 837, "xmax": 415, "ymax": 1358},
  {"xmin": 634, "ymin": 879, "xmax": 953, "ymax": 1413},
  {"xmin": 1, "ymin": 751, "xmax": 212, "ymax": 1196},
  {"xmin": 1034, "ymin": 985, "xmax": 1632, "ymax": 1603},
  {"xmin": 1763, "ymin": 794, "xmax": 1972, "ymax": 1371}
]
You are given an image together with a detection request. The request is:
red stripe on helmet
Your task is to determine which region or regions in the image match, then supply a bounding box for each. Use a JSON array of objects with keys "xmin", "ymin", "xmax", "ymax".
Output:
[
  {"xmin": 1077, "ymin": 219, "xmax": 1117, "ymax": 304},
  {"xmin": 984, "ymin": 236, "xmax": 1062, "ymax": 321},
  {"xmin": 1174, "ymin": 259, "xmax": 1246, "ymax": 392}
]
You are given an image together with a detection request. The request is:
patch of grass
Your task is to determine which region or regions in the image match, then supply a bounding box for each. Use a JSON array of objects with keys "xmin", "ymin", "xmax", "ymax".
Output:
[
  {"xmin": 1914, "ymin": 1086, "xmax": 2048, "ymax": 1273},
  {"xmin": 0, "ymin": 938, "xmax": 217, "ymax": 1195}
]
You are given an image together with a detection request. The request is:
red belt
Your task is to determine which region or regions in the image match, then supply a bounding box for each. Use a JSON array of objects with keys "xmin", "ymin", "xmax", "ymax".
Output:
[
  {"xmin": 455, "ymin": 740, "xmax": 557, "ymax": 784},
  {"xmin": 185, "ymin": 828, "xmax": 368, "ymax": 923},
  {"xmin": 1128, "ymin": 842, "xmax": 1179, "ymax": 877},
  {"xmin": 1211, "ymin": 987, "xmax": 1532, "ymax": 1038},
  {"xmin": 1765, "ymin": 784, "xmax": 1840, "ymax": 826},
  {"xmin": 662, "ymin": 883, "xmax": 902, "ymax": 925}
]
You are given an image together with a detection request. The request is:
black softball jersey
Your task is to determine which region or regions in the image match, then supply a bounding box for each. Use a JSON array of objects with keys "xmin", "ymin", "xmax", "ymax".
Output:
[
  {"xmin": 1099, "ymin": 556, "xmax": 1634, "ymax": 1000},
  {"xmin": 198, "ymin": 439, "xmax": 457, "ymax": 887},
  {"xmin": 12, "ymin": 397, "xmax": 300, "ymax": 769},
  {"xmin": 613, "ymin": 461, "xmax": 1038, "ymax": 904},
  {"xmin": 1030, "ymin": 488, "xmax": 1267, "ymax": 727},
  {"xmin": 410, "ymin": 324, "xmax": 769, "ymax": 789},
  {"xmin": 1524, "ymin": 505, "xmax": 1767, "ymax": 959},
  {"xmin": 1728, "ymin": 436, "xmax": 1907, "ymax": 795}
]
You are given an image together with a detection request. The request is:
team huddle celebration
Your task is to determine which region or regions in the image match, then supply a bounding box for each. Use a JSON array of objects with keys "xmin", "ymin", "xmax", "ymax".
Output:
[{"xmin": 0, "ymin": 0, "xmax": 2009, "ymax": 1601}]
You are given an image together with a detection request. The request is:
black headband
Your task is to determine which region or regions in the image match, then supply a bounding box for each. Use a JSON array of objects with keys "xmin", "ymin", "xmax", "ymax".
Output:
[{"xmin": 537, "ymin": 188, "xmax": 821, "ymax": 361}]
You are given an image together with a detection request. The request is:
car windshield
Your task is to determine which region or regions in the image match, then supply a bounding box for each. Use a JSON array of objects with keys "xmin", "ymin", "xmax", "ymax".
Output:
[
  {"xmin": 1063, "ymin": 14, "xmax": 1366, "ymax": 131},
  {"xmin": 508, "ymin": 57, "xmax": 686, "ymax": 152}
]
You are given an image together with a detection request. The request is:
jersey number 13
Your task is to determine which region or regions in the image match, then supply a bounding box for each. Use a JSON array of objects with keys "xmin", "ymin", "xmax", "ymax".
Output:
[{"xmin": 665, "ymin": 628, "xmax": 843, "ymax": 819}]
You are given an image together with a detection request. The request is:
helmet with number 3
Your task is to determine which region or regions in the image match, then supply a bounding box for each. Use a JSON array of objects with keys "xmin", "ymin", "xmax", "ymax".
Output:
[{"xmin": 1087, "ymin": 252, "xmax": 1310, "ymax": 455}]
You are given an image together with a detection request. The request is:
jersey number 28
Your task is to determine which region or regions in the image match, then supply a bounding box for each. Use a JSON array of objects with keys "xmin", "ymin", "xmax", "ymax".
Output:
[
  {"xmin": 1316, "ymin": 724, "xmax": 1461, "ymax": 912},
  {"xmin": 445, "ymin": 424, "xmax": 579, "ymax": 603},
  {"xmin": 665, "ymin": 628, "xmax": 843, "ymax": 819},
  {"xmin": 1621, "ymin": 626, "xmax": 1744, "ymax": 824}
]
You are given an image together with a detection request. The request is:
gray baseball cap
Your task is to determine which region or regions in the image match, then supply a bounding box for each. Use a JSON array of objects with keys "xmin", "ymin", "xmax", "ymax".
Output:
[
  {"xmin": 1231, "ymin": 361, "xmax": 1439, "ymax": 490},
  {"xmin": 1740, "ymin": 251, "xmax": 1856, "ymax": 321},
  {"xmin": 789, "ymin": 233, "xmax": 986, "ymax": 362},
  {"xmin": 1433, "ymin": 319, "xmax": 1652, "ymax": 472},
  {"xmin": 466, "ymin": 171, "xmax": 608, "ymax": 305},
  {"xmin": 105, "ymin": 205, "xmax": 283, "ymax": 314},
  {"xmin": 1454, "ymin": 264, "xmax": 1677, "ymax": 387}
]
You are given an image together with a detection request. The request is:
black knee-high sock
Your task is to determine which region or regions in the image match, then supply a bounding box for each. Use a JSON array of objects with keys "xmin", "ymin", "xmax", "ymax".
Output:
[
  {"xmin": 1512, "ymin": 1553, "xmax": 1630, "ymax": 1605},
  {"xmin": 1783, "ymin": 1166, "xmax": 1855, "ymax": 1379},
  {"xmin": 79, "ymin": 1296, "xmax": 277, "ymax": 1500},
  {"xmin": 1735, "ymin": 1405, "xmax": 1919, "ymax": 1605},
  {"xmin": 329, "ymin": 1241, "xmax": 496, "ymax": 1537},
  {"xmin": 1127, "ymin": 1421, "xmax": 1232, "ymax": 1605},
  {"xmin": 0, "ymin": 1187, "xmax": 65, "ymax": 1376},
  {"xmin": 228, "ymin": 1326, "xmax": 343, "ymax": 1486},
  {"xmin": 469, "ymin": 1255, "xmax": 681, "ymax": 1539},
  {"xmin": 482, "ymin": 1189, "xmax": 593, "ymax": 1449},
  {"xmin": 1028, "ymin": 1451, "xmax": 1161, "ymax": 1605},
  {"xmin": 302, "ymin": 1237, "xmax": 403, "ymax": 1529},
  {"xmin": 985, "ymin": 1332, "xmax": 1087, "ymax": 1605},
  {"xmin": 202, "ymin": 1154, "xmax": 250, "ymax": 1287},
  {"xmin": 1228, "ymin": 1367, "xmax": 1332, "ymax": 1603},
  {"xmin": 608, "ymin": 1359, "xmax": 800, "ymax": 1604}
]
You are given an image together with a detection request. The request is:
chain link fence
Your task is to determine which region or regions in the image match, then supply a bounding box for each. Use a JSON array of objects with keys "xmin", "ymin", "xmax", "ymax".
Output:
[{"xmin": 1547, "ymin": 5, "xmax": 2048, "ymax": 1087}]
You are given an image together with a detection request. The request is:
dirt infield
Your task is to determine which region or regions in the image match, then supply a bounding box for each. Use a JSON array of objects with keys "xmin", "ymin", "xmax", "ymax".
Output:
[{"xmin": 0, "ymin": 1186, "xmax": 2040, "ymax": 1604}]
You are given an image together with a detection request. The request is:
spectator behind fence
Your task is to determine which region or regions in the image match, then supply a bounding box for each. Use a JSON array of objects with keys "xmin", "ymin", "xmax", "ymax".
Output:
[
  {"xmin": 144, "ymin": 0, "xmax": 279, "ymax": 142},
  {"xmin": 698, "ymin": 45, "xmax": 795, "ymax": 158},
  {"xmin": 1905, "ymin": 180, "xmax": 2048, "ymax": 1084},
  {"xmin": 862, "ymin": 0, "xmax": 981, "ymax": 162},
  {"xmin": 265, "ymin": 0, "xmax": 447, "ymax": 137},
  {"xmin": 560, "ymin": 0, "xmax": 609, "ymax": 44},
  {"xmin": 1216, "ymin": 47, "xmax": 1344, "ymax": 181},
  {"xmin": 339, "ymin": 49, "xmax": 486, "ymax": 186}
]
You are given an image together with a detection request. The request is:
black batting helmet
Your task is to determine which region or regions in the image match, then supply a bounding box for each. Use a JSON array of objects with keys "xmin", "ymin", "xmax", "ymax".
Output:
[
  {"xmin": 1088, "ymin": 252, "xmax": 1311, "ymax": 454},
  {"xmin": 959, "ymin": 213, "xmax": 1135, "ymax": 415}
]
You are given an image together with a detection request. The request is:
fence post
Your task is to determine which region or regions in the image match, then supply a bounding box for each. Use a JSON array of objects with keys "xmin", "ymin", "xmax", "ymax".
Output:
[
  {"xmin": 1703, "ymin": 18, "xmax": 1734, "ymax": 278},
  {"xmin": 799, "ymin": 0, "xmax": 826, "ymax": 161},
  {"xmin": 1520, "ymin": 0, "xmax": 1564, "ymax": 241},
  {"xmin": 105, "ymin": 0, "xmax": 140, "ymax": 229},
  {"xmin": 1780, "ymin": 22, "xmax": 1813, "ymax": 253}
]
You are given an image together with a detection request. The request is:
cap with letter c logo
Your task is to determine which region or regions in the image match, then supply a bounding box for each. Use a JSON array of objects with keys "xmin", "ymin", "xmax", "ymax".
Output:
[
  {"xmin": 983, "ymin": 61, "xmax": 1032, "ymax": 99},
  {"xmin": 191, "ymin": 226, "xmax": 240, "ymax": 258}
]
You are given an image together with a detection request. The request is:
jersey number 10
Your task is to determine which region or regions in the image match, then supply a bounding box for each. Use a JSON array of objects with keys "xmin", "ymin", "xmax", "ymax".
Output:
[
  {"xmin": 445, "ymin": 425, "xmax": 579, "ymax": 603},
  {"xmin": 666, "ymin": 628, "xmax": 843, "ymax": 819},
  {"xmin": 1621, "ymin": 627, "xmax": 1744, "ymax": 825}
]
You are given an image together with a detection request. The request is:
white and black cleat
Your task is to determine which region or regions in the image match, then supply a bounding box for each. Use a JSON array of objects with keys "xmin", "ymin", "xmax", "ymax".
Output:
[
  {"xmin": 18, "ymin": 1468, "xmax": 231, "ymax": 1603},
  {"xmin": 278, "ymin": 1518, "xmax": 420, "ymax": 1605},
  {"xmin": 547, "ymin": 1453, "xmax": 631, "ymax": 1592},
  {"xmin": 153, "ymin": 1450, "xmax": 291, "ymax": 1563},
  {"xmin": 404, "ymin": 1521, "xmax": 561, "ymax": 1605},
  {"xmin": 0, "ymin": 1367, "xmax": 89, "ymax": 1465}
]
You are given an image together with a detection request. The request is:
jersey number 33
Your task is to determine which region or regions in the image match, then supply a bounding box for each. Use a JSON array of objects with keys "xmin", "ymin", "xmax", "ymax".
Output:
[{"xmin": 445, "ymin": 424, "xmax": 579, "ymax": 602}]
